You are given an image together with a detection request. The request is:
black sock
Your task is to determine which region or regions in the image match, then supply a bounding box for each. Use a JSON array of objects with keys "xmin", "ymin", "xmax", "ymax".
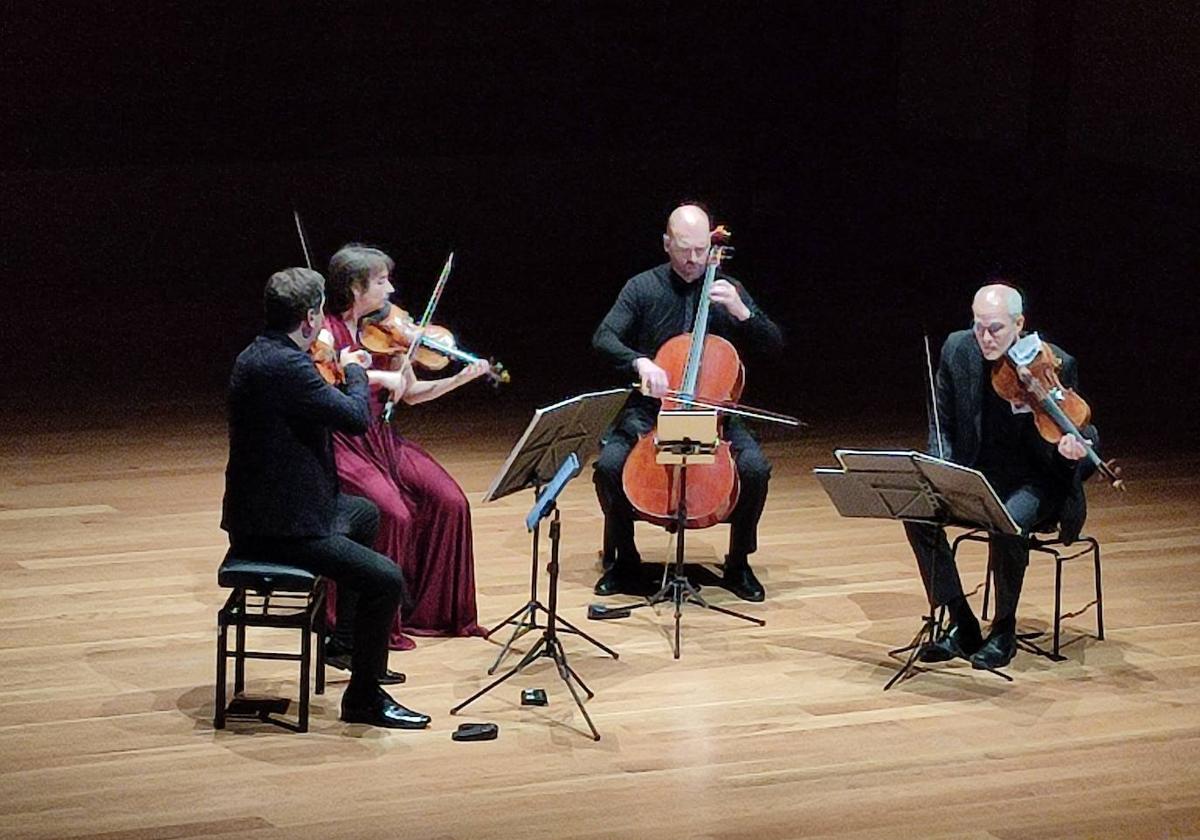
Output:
[
  {"xmin": 609, "ymin": 544, "xmax": 642, "ymax": 573},
  {"xmin": 990, "ymin": 614, "xmax": 1016, "ymax": 637},
  {"xmin": 343, "ymin": 680, "xmax": 377, "ymax": 707}
]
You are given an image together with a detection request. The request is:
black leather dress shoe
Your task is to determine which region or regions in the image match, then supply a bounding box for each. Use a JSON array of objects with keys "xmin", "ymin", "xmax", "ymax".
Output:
[
  {"xmin": 970, "ymin": 631, "xmax": 1017, "ymax": 670},
  {"xmin": 325, "ymin": 651, "xmax": 406, "ymax": 685},
  {"xmin": 594, "ymin": 567, "xmax": 653, "ymax": 597},
  {"xmin": 341, "ymin": 690, "xmax": 431, "ymax": 729},
  {"xmin": 722, "ymin": 565, "xmax": 765, "ymax": 602},
  {"xmin": 917, "ymin": 623, "xmax": 982, "ymax": 662}
]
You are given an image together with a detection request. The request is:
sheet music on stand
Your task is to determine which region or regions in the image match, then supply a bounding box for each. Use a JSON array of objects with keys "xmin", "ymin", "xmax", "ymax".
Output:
[{"xmin": 814, "ymin": 449, "xmax": 1018, "ymax": 535}]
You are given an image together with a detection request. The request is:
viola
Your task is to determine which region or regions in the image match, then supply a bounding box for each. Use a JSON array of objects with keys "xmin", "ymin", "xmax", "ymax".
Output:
[
  {"xmin": 358, "ymin": 302, "xmax": 511, "ymax": 386},
  {"xmin": 290, "ymin": 209, "xmax": 347, "ymax": 386},
  {"xmin": 991, "ymin": 333, "xmax": 1124, "ymax": 490},
  {"xmin": 621, "ymin": 226, "xmax": 742, "ymax": 529},
  {"xmin": 309, "ymin": 327, "xmax": 373, "ymax": 386}
]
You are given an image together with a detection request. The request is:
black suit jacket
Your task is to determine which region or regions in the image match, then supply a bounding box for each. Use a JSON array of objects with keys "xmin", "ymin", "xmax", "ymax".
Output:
[
  {"xmin": 221, "ymin": 330, "xmax": 370, "ymax": 539},
  {"xmin": 928, "ymin": 329, "xmax": 1097, "ymax": 541}
]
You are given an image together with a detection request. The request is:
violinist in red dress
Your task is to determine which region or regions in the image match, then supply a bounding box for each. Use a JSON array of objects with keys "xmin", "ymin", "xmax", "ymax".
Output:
[
  {"xmin": 906, "ymin": 282, "xmax": 1104, "ymax": 670},
  {"xmin": 591, "ymin": 203, "xmax": 784, "ymax": 601},
  {"xmin": 319, "ymin": 244, "xmax": 490, "ymax": 666}
]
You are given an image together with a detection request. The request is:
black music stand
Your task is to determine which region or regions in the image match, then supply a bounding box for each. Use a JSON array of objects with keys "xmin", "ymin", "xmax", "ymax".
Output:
[
  {"xmin": 618, "ymin": 410, "xmax": 766, "ymax": 659},
  {"xmin": 477, "ymin": 388, "xmax": 629, "ymax": 671},
  {"xmin": 452, "ymin": 453, "xmax": 607, "ymax": 739},
  {"xmin": 815, "ymin": 449, "xmax": 1019, "ymax": 689}
]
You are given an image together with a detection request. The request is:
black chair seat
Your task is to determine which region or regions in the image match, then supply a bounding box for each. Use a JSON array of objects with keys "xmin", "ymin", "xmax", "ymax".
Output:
[{"xmin": 218, "ymin": 554, "xmax": 317, "ymax": 593}]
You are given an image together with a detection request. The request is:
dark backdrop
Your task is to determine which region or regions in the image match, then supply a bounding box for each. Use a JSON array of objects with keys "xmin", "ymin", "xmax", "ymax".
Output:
[{"xmin": 4, "ymin": 2, "xmax": 1197, "ymax": 442}]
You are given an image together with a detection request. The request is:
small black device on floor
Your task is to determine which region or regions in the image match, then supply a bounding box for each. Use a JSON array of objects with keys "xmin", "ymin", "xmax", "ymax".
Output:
[
  {"xmin": 225, "ymin": 697, "xmax": 290, "ymax": 719},
  {"xmin": 452, "ymin": 722, "xmax": 498, "ymax": 741},
  {"xmin": 520, "ymin": 688, "xmax": 548, "ymax": 706},
  {"xmin": 587, "ymin": 603, "xmax": 632, "ymax": 620}
]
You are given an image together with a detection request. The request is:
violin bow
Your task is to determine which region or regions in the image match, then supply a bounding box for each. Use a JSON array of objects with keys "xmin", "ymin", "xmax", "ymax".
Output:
[
  {"xmin": 649, "ymin": 387, "xmax": 802, "ymax": 427},
  {"xmin": 382, "ymin": 251, "xmax": 454, "ymax": 423},
  {"xmin": 923, "ymin": 331, "xmax": 946, "ymax": 460},
  {"xmin": 293, "ymin": 209, "xmax": 314, "ymax": 271},
  {"xmin": 403, "ymin": 251, "xmax": 454, "ymax": 366}
]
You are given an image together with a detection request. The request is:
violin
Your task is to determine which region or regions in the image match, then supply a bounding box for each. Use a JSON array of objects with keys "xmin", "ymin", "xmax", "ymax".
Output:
[
  {"xmin": 991, "ymin": 333, "xmax": 1124, "ymax": 490},
  {"xmin": 310, "ymin": 328, "xmax": 344, "ymax": 385},
  {"xmin": 621, "ymin": 226, "xmax": 742, "ymax": 529},
  {"xmin": 358, "ymin": 302, "xmax": 511, "ymax": 387},
  {"xmin": 309, "ymin": 327, "xmax": 373, "ymax": 386},
  {"xmin": 290, "ymin": 210, "xmax": 347, "ymax": 386}
]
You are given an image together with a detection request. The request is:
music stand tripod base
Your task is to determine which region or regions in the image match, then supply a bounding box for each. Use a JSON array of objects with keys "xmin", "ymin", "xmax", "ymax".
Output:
[
  {"xmin": 484, "ymin": 514, "xmax": 617, "ymax": 675},
  {"xmin": 457, "ymin": 447, "xmax": 620, "ymax": 741},
  {"xmin": 452, "ymin": 505, "xmax": 603, "ymax": 741}
]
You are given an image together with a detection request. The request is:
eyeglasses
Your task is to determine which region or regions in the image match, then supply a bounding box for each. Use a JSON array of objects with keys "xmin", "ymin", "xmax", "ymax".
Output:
[{"xmin": 971, "ymin": 319, "xmax": 1012, "ymax": 337}]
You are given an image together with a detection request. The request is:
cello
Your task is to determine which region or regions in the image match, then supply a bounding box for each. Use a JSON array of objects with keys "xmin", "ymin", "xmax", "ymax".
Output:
[{"xmin": 621, "ymin": 227, "xmax": 743, "ymax": 529}]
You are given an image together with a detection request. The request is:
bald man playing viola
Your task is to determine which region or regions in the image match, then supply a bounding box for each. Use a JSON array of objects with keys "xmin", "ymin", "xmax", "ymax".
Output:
[
  {"xmin": 591, "ymin": 203, "xmax": 785, "ymax": 601},
  {"xmin": 906, "ymin": 283, "xmax": 1096, "ymax": 670}
]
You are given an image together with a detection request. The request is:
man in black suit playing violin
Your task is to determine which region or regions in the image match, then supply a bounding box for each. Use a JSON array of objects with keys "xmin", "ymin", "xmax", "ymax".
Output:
[
  {"xmin": 907, "ymin": 283, "xmax": 1096, "ymax": 670},
  {"xmin": 591, "ymin": 203, "xmax": 785, "ymax": 601},
  {"xmin": 221, "ymin": 267, "xmax": 429, "ymax": 729}
]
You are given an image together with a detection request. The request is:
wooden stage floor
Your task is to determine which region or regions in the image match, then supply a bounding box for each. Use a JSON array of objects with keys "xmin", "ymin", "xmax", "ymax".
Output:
[{"xmin": 1, "ymin": 399, "xmax": 1197, "ymax": 840}]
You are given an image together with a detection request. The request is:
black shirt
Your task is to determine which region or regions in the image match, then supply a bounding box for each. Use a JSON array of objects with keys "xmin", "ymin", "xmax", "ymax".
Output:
[
  {"xmin": 592, "ymin": 262, "xmax": 784, "ymax": 376},
  {"xmin": 976, "ymin": 379, "xmax": 1039, "ymax": 489}
]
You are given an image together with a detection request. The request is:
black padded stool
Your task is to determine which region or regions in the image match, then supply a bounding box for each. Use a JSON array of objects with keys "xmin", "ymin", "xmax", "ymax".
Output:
[
  {"xmin": 951, "ymin": 530, "xmax": 1104, "ymax": 660},
  {"xmin": 215, "ymin": 553, "xmax": 327, "ymax": 732}
]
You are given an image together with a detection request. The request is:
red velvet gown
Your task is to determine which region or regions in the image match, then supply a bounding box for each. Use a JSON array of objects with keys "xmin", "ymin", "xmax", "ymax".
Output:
[{"xmin": 325, "ymin": 316, "xmax": 485, "ymax": 649}]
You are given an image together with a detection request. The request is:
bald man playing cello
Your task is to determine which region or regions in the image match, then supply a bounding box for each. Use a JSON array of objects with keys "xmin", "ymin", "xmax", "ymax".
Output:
[
  {"xmin": 591, "ymin": 203, "xmax": 785, "ymax": 601},
  {"xmin": 906, "ymin": 283, "xmax": 1096, "ymax": 670}
]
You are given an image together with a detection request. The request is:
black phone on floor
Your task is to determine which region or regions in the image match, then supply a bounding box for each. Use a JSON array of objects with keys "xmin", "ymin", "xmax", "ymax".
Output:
[
  {"xmin": 521, "ymin": 688, "xmax": 548, "ymax": 706},
  {"xmin": 452, "ymin": 722, "xmax": 498, "ymax": 741}
]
